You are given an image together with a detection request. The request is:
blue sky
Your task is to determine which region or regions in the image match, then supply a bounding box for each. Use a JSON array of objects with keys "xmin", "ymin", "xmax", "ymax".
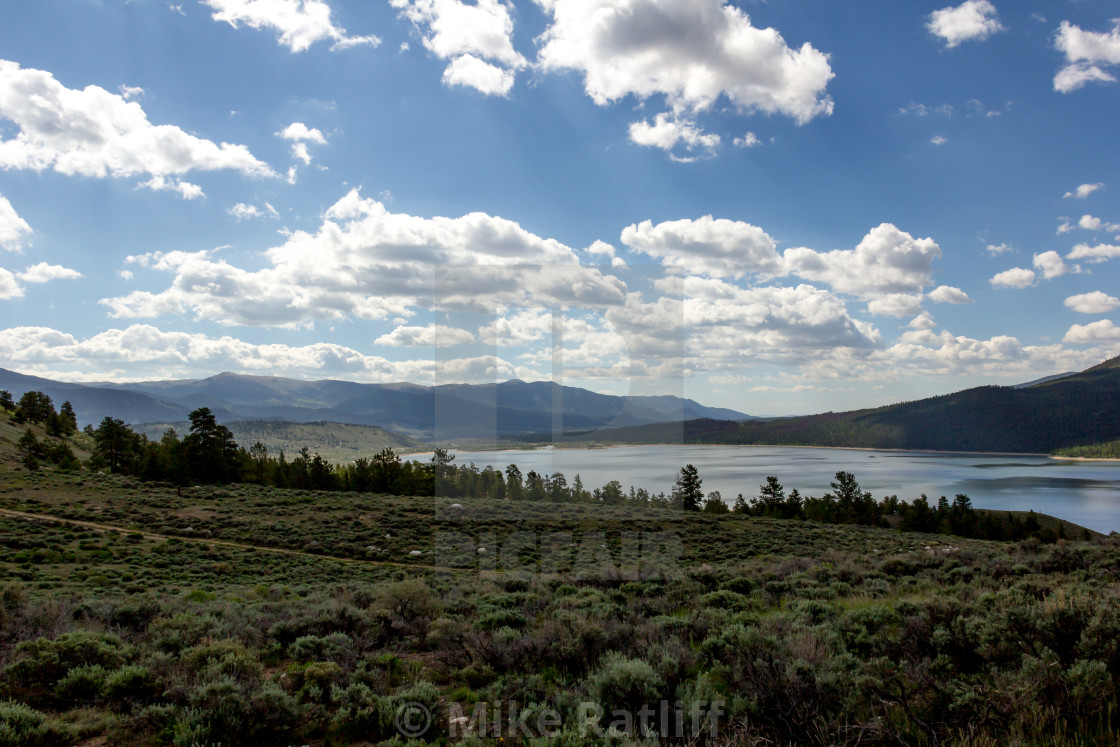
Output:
[{"xmin": 1, "ymin": 0, "xmax": 1119, "ymax": 416}]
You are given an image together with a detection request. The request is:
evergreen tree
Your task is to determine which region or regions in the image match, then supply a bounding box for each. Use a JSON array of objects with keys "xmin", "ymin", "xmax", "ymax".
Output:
[
  {"xmin": 183, "ymin": 407, "xmax": 240, "ymax": 484},
  {"xmin": 673, "ymin": 464, "xmax": 703, "ymax": 511}
]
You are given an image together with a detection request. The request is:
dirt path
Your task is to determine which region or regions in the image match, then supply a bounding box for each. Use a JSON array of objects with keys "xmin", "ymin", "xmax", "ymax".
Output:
[{"xmin": 0, "ymin": 507, "xmax": 468, "ymax": 573}]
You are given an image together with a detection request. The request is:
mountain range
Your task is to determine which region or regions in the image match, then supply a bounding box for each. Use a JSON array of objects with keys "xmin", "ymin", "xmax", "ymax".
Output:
[
  {"xmin": 549, "ymin": 355, "xmax": 1120, "ymax": 454},
  {"xmin": 0, "ymin": 368, "xmax": 749, "ymax": 440}
]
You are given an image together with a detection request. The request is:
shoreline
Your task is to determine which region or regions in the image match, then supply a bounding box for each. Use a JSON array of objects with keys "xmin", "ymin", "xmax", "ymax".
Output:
[{"xmin": 451, "ymin": 442, "xmax": 1068, "ymax": 459}]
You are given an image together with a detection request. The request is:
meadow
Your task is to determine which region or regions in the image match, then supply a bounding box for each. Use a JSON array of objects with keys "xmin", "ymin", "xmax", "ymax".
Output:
[
  {"xmin": 2, "ymin": 463, "xmax": 1120, "ymax": 745},
  {"xmin": 3, "ymin": 396, "xmax": 1120, "ymax": 745}
]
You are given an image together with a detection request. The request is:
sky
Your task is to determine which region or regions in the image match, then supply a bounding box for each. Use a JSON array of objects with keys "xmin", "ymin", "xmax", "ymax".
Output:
[{"xmin": 1, "ymin": 0, "xmax": 1119, "ymax": 417}]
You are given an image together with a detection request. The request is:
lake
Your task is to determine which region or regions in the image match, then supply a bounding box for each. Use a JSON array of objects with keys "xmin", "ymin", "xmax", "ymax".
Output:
[{"xmin": 420, "ymin": 445, "xmax": 1120, "ymax": 533}]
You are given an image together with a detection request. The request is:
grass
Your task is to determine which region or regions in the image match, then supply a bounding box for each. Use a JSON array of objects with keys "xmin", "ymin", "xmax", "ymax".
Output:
[{"xmin": 3, "ymin": 458, "xmax": 1120, "ymax": 744}]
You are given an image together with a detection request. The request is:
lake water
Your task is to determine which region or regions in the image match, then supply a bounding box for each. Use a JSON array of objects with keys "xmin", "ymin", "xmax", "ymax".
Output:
[{"xmin": 421, "ymin": 445, "xmax": 1120, "ymax": 533}]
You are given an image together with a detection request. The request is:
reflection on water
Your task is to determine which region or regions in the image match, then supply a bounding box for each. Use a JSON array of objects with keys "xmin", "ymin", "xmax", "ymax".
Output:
[{"xmin": 423, "ymin": 445, "xmax": 1120, "ymax": 533}]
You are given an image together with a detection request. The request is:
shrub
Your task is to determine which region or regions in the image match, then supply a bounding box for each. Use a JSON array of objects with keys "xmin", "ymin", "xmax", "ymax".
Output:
[
  {"xmin": 104, "ymin": 664, "xmax": 161, "ymax": 705},
  {"xmin": 587, "ymin": 653, "xmax": 665, "ymax": 723},
  {"xmin": 0, "ymin": 700, "xmax": 68, "ymax": 747},
  {"xmin": 54, "ymin": 664, "xmax": 107, "ymax": 704}
]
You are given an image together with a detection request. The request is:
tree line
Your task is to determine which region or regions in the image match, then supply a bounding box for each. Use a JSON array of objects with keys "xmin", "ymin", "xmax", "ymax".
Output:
[{"xmin": 2, "ymin": 390, "xmax": 1075, "ymax": 542}]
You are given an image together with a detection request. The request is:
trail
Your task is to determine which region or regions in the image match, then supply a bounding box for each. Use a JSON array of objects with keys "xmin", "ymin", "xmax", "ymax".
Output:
[{"xmin": 0, "ymin": 507, "xmax": 468, "ymax": 573}]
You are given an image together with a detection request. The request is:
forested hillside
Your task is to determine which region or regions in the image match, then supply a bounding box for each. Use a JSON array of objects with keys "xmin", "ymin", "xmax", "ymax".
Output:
[{"xmin": 553, "ymin": 355, "xmax": 1120, "ymax": 454}]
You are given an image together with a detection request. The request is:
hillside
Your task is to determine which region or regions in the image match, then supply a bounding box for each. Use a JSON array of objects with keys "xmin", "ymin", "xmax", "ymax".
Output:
[
  {"xmin": 135, "ymin": 420, "xmax": 425, "ymax": 462},
  {"xmin": 0, "ymin": 368, "xmax": 750, "ymax": 439},
  {"xmin": 546, "ymin": 354, "xmax": 1120, "ymax": 454}
]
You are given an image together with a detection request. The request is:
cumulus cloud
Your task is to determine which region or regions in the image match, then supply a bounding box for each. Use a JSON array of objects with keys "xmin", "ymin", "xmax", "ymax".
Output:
[
  {"xmin": 621, "ymin": 215, "xmax": 782, "ymax": 278},
  {"xmin": 0, "ymin": 194, "xmax": 32, "ymax": 252},
  {"xmin": 203, "ymin": 0, "xmax": 380, "ymax": 52},
  {"xmin": 782, "ymin": 223, "xmax": 942, "ymax": 298},
  {"xmin": 374, "ymin": 324, "xmax": 475, "ymax": 347},
  {"xmin": 1064, "ymin": 182, "xmax": 1104, "ymax": 199},
  {"xmin": 986, "ymin": 242, "xmax": 1013, "ymax": 255},
  {"xmin": 621, "ymin": 278, "xmax": 881, "ymax": 367},
  {"xmin": 228, "ymin": 202, "xmax": 279, "ymax": 220},
  {"xmin": 0, "ymin": 324, "xmax": 540, "ymax": 384},
  {"xmin": 1067, "ymin": 243, "xmax": 1120, "ymax": 262},
  {"xmin": 1077, "ymin": 214, "xmax": 1120, "ymax": 232},
  {"xmin": 536, "ymin": 0, "xmax": 834, "ymax": 127},
  {"xmin": 391, "ymin": 0, "xmax": 526, "ymax": 95},
  {"xmin": 1054, "ymin": 20, "xmax": 1120, "ymax": 93},
  {"xmin": 0, "ymin": 269, "xmax": 22, "ymax": 299},
  {"xmin": 441, "ymin": 53, "xmax": 517, "ymax": 96},
  {"xmin": 0, "ymin": 261, "xmax": 82, "ymax": 300},
  {"xmin": 930, "ymin": 135, "xmax": 948, "ymax": 145},
  {"xmin": 628, "ymin": 114, "xmax": 720, "ymax": 158},
  {"xmin": 18, "ymin": 263, "xmax": 82, "ymax": 284},
  {"xmin": 927, "ymin": 1, "xmax": 1004, "ymax": 48},
  {"xmin": 0, "ymin": 60, "xmax": 274, "ymax": 193},
  {"xmin": 137, "ymin": 175, "xmax": 205, "ymax": 199},
  {"xmin": 1033, "ymin": 250, "xmax": 1074, "ymax": 279},
  {"xmin": 733, "ymin": 132, "xmax": 762, "ymax": 148},
  {"xmin": 909, "ymin": 311, "xmax": 937, "ymax": 330},
  {"xmin": 1063, "ymin": 319, "xmax": 1120, "ymax": 344},
  {"xmin": 100, "ymin": 188, "xmax": 627, "ymax": 327},
  {"xmin": 1064, "ymin": 291, "xmax": 1120, "ymax": 314},
  {"xmin": 989, "ymin": 267, "xmax": 1035, "ymax": 288},
  {"xmin": 927, "ymin": 285, "xmax": 972, "ymax": 304},
  {"xmin": 277, "ymin": 121, "xmax": 327, "ymax": 164},
  {"xmin": 865, "ymin": 293, "xmax": 924, "ymax": 318}
]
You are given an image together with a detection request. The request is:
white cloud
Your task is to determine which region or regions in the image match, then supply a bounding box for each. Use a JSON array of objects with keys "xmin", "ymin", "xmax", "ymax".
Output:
[
  {"xmin": 278, "ymin": 122, "xmax": 327, "ymax": 164},
  {"xmin": 0, "ymin": 324, "xmax": 540, "ymax": 384},
  {"xmin": 621, "ymin": 215, "xmax": 782, "ymax": 278},
  {"xmin": 391, "ymin": 0, "xmax": 526, "ymax": 95},
  {"xmin": 1054, "ymin": 21, "xmax": 1120, "ymax": 93},
  {"xmin": 203, "ymin": 0, "xmax": 380, "ymax": 52},
  {"xmin": 1032, "ymin": 250, "xmax": 1073, "ymax": 279},
  {"xmin": 733, "ymin": 132, "xmax": 762, "ymax": 148},
  {"xmin": 228, "ymin": 202, "xmax": 280, "ymax": 220},
  {"xmin": 930, "ymin": 135, "xmax": 948, "ymax": 145},
  {"xmin": 137, "ymin": 175, "xmax": 205, "ymax": 200},
  {"xmin": 18, "ymin": 263, "xmax": 82, "ymax": 284},
  {"xmin": 628, "ymin": 114, "xmax": 720, "ymax": 158},
  {"xmin": 375, "ymin": 324, "xmax": 475, "ymax": 347},
  {"xmin": 0, "ymin": 194, "xmax": 32, "ymax": 252},
  {"xmin": 0, "ymin": 60, "xmax": 275, "ymax": 188},
  {"xmin": 989, "ymin": 267, "xmax": 1036, "ymax": 288},
  {"xmin": 536, "ymin": 0, "xmax": 834, "ymax": 126},
  {"xmin": 278, "ymin": 122, "xmax": 327, "ymax": 144},
  {"xmin": 289, "ymin": 142, "xmax": 312, "ymax": 164},
  {"xmin": 909, "ymin": 311, "xmax": 937, "ymax": 330},
  {"xmin": 927, "ymin": 285, "xmax": 972, "ymax": 304},
  {"xmin": 626, "ymin": 278, "xmax": 882, "ymax": 366},
  {"xmin": 985, "ymin": 242, "xmax": 1013, "ymax": 255},
  {"xmin": 927, "ymin": 1, "xmax": 1004, "ymax": 48},
  {"xmin": 1064, "ymin": 182, "xmax": 1104, "ymax": 199},
  {"xmin": 1067, "ymin": 243, "xmax": 1120, "ymax": 262},
  {"xmin": 899, "ymin": 102, "xmax": 954, "ymax": 117},
  {"xmin": 1077, "ymin": 214, "xmax": 1120, "ymax": 232},
  {"xmin": 865, "ymin": 293, "xmax": 924, "ymax": 318},
  {"xmin": 118, "ymin": 85, "xmax": 144, "ymax": 100},
  {"xmin": 1064, "ymin": 291, "xmax": 1120, "ymax": 314},
  {"xmin": 0, "ymin": 269, "xmax": 22, "ymax": 299},
  {"xmin": 0, "ymin": 260, "xmax": 81, "ymax": 300},
  {"xmin": 1063, "ymin": 319, "xmax": 1120, "ymax": 344},
  {"xmin": 101, "ymin": 188, "xmax": 627, "ymax": 326},
  {"xmin": 441, "ymin": 53, "xmax": 517, "ymax": 96},
  {"xmin": 783, "ymin": 223, "xmax": 942, "ymax": 298}
]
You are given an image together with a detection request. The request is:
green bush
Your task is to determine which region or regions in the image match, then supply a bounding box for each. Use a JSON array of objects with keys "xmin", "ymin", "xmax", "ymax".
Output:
[
  {"xmin": 0, "ymin": 700, "xmax": 68, "ymax": 747},
  {"xmin": 54, "ymin": 664, "xmax": 107, "ymax": 704},
  {"xmin": 587, "ymin": 653, "xmax": 665, "ymax": 722}
]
